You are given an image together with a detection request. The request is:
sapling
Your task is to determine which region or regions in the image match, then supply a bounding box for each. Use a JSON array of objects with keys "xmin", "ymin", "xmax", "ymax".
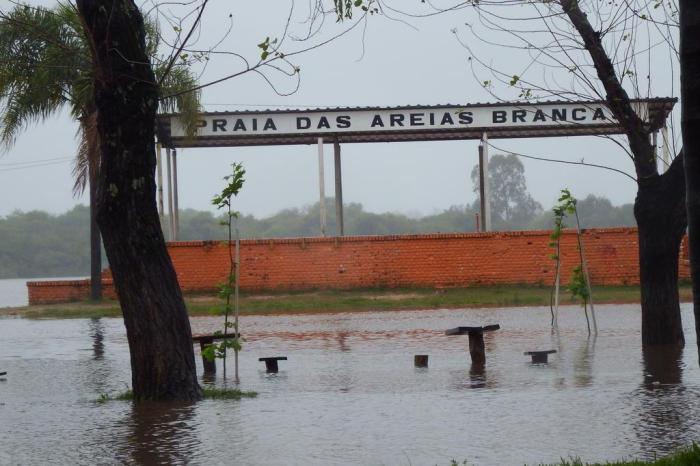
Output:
[
  {"xmin": 205, "ymin": 162, "xmax": 246, "ymax": 382},
  {"xmin": 549, "ymin": 189, "xmax": 597, "ymax": 335}
]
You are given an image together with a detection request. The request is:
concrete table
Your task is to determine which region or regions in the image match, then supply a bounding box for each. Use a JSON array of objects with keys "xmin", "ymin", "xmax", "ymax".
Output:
[{"xmin": 445, "ymin": 324, "xmax": 500, "ymax": 366}]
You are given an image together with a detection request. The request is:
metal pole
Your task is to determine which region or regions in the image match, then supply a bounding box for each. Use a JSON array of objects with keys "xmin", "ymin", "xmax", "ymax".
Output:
[
  {"xmin": 234, "ymin": 226, "xmax": 240, "ymax": 384},
  {"xmin": 318, "ymin": 137, "xmax": 327, "ymax": 236},
  {"xmin": 156, "ymin": 142, "xmax": 165, "ymax": 228},
  {"xmin": 478, "ymin": 140, "xmax": 487, "ymax": 232},
  {"xmin": 166, "ymin": 147, "xmax": 174, "ymax": 241},
  {"xmin": 482, "ymin": 132, "xmax": 491, "ymax": 231},
  {"xmin": 333, "ymin": 140, "xmax": 344, "ymax": 236},
  {"xmin": 553, "ymin": 246, "xmax": 560, "ymax": 331},
  {"xmin": 172, "ymin": 149, "xmax": 180, "ymax": 241}
]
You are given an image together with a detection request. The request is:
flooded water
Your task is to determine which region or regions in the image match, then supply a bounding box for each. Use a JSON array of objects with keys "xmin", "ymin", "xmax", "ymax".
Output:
[
  {"xmin": 0, "ymin": 304, "xmax": 699, "ymax": 465},
  {"xmin": 0, "ymin": 278, "xmax": 33, "ymax": 308}
]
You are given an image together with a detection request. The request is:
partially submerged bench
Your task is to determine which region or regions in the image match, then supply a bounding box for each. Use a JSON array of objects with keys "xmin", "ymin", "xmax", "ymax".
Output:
[
  {"xmin": 192, "ymin": 332, "xmax": 240, "ymax": 374},
  {"xmin": 524, "ymin": 349, "xmax": 557, "ymax": 364},
  {"xmin": 414, "ymin": 355, "xmax": 429, "ymax": 368},
  {"xmin": 445, "ymin": 324, "xmax": 500, "ymax": 366},
  {"xmin": 259, "ymin": 356, "xmax": 287, "ymax": 373}
]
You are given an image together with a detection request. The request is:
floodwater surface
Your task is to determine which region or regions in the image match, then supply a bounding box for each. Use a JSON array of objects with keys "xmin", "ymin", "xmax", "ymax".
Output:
[
  {"xmin": 0, "ymin": 305, "xmax": 698, "ymax": 465},
  {"xmin": 0, "ymin": 278, "xmax": 33, "ymax": 308}
]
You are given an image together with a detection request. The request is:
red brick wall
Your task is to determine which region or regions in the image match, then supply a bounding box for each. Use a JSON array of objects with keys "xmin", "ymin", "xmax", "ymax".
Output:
[
  {"xmin": 26, "ymin": 279, "xmax": 117, "ymax": 305},
  {"xmin": 26, "ymin": 228, "xmax": 690, "ymax": 304}
]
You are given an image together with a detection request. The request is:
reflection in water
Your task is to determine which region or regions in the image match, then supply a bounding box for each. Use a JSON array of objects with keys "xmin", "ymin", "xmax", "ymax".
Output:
[
  {"xmin": 573, "ymin": 336, "xmax": 596, "ymax": 388},
  {"xmin": 120, "ymin": 402, "xmax": 200, "ymax": 466},
  {"xmin": 448, "ymin": 367, "xmax": 499, "ymax": 390},
  {"xmin": 469, "ymin": 368, "xmax": 486, "ymax": 389},
  {"xmin": 642, "ymin": 346, "xmax": 683, "ymax": 387},
  {"xmin": 200, "ymin": 371, "xmax": 217, "ymax": 386},
  {"xmin": 89, "ymin": 318, "xmax": 105, "ymax": 360},
  {"xmin": 3, "ymin": 306, "xmax": 700, "ymax": 465},
  {"xmin": 82, "ymin": 318, "xmax": 111, "ymax": 394},
  {"xmin": 634, "ymin": 346, "xmax": 687, "ymax": 459},
  {"xmin": 336, "ymin": 331, "xmax": 350, "ymax": 352}
]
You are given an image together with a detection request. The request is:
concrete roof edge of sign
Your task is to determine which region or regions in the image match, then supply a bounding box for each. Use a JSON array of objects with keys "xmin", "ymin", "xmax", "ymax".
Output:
[{"xmin": 156, "ymin": 97, "xmax": 677, "ymax": 117}]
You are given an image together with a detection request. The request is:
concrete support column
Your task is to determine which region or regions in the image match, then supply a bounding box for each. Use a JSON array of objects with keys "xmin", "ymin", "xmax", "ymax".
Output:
[
  {"xmin": 172, "ymin": 149, "xmax": 180, "ymax": 240},
  {"xmin": 166, "ymin": 147, "xmax": 175, "ymax": 241},
  {"xmin": 334, "ymin": 140, "xmax": 344, "ymax": 236},
  {"xmin": 156, "ymin": 142, "xmax": 165, "ymax": 227},
  {"xmin": 317, "ymin": 137, "xmax": 327, "ymax": 236},
  {"xmin": 478, "ymin": 133, "xmax": 491, "ymax": 232}
]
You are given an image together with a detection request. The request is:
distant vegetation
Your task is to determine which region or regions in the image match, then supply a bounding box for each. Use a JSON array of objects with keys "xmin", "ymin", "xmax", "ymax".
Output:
[{"xmin": 0, "ymin": 196, "xmax": 635, "ymax": 279}]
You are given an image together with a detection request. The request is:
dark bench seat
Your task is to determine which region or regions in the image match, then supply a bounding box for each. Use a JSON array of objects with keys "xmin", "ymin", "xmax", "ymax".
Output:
[
  {"xmin": 259, "ymin": 356, "xmax": 287, "ymax": 373},
  {"xmin": 524, "ymin": 349, "xmax": 557, "ymax": 364}
]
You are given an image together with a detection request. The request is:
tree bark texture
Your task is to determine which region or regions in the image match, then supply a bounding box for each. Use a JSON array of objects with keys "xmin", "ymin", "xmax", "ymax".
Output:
[
  {"xmin": 680, "ymin": 0, "xmax": 700, "ymax": 362},
  {"xmin": 561, "ymin": 0, "xmax": 686, "ymax": 346},
  {"xmin": 635, "ymin": 154, "xmax": 687, "ymax": 347},
  {"xmin": 77, "ymin": 0, "xmax": 201, "ymax": 400}
]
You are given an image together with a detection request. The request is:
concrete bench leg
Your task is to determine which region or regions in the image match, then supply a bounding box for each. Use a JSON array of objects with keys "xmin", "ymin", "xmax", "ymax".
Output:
[
  {"xmin": 264, "ymin": 359, "xmax": 279, "ymax": 373},
  {"xmin": 200, "ymin": 338, "xmax": 216, "ymax": 374},
  {"xmin": 467, "ymin": 331, "xmax": 486, "ymax": 367}
]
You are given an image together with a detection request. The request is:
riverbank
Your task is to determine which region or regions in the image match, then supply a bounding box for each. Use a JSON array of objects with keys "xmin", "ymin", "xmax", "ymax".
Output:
[{"xmin": 1, "ymin": 284, "xmax": 693, "ymax": 319}]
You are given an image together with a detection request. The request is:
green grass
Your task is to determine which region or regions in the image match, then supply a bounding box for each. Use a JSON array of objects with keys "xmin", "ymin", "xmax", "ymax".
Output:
[
  {"xmin": 444, "ymin": 444, "xmax": 700, "ymax": 465},
  {"xmin": 96, "ymin": 387, "xmax": 257, "ymax": 402},
  {"xmin": 96, "ymin": 390, "xmax": 135, "ymax": 403},
  {"xmin": 201, "ymin": 387, "xmax": 257, "ymax": 400},
  {"xmin": 539, "ymin": 443, "xmax": 700, "ymax": 465},
  {"xmin": 4, "ymin": 283, "xmax": 693, "ymax": 320}
]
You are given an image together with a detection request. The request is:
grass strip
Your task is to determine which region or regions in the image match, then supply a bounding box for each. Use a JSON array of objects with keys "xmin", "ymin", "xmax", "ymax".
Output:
[
  {"xmin": 96, "ymin": 387, "xmax": 257, "ymax": 402},
  {"xmin": 444, "ymin": 444, "xmax": 700, "ymax": 466},
  {"xmin": 539, "ymin": 443, "xmax": 700, "ymax": 466},
  {"xmin": 4, "ymin": 284, "xmax": 693, "ymax": 320}
]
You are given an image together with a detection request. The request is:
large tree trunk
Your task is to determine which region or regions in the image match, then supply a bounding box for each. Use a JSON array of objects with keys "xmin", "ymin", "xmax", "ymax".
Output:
[
  {"xmin": 635, "ymin": 154, "xmax": 687, "ymax": 347},
  {"xmin": 77, "ymin": 0, "xmax": 201, "ymax": 401},
  {"xmin": 680, "ymin": 0, "xmax": 700, "ymax": 362},
  {"xmin": 561, "ymin": 0, "xmax": 686, "ymax": 347}
]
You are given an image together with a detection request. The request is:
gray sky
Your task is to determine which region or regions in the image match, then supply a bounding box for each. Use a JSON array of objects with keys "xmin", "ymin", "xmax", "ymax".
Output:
[{"xmin": 0, "ymin": 1, "xmax": 677, "ymax": 219}]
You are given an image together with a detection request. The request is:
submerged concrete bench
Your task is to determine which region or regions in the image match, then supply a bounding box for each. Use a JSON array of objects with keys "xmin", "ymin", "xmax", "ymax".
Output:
[
  {"xmin": 414, "ymin": 355, "xmax": 429, "ymax": 368},
  {"xmin": 192, "ymin": 332, "xmax": 240, "ymax": 374},
  {"xmin": 259, "ymin": 356, "xmax": 287, "ymax": 373},
  {"xmin": 524, "ymin": 349, "xmax": 557, "ymax": 364},
  {"xmin": 445, "ymin": 325, "xmax": 500, "ymax": 366}
]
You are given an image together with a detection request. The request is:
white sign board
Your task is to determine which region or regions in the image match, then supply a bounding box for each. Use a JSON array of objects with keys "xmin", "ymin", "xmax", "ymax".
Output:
[{"xmin": 171, "ymin": 102, "xmax": 649, "ymax": 138}]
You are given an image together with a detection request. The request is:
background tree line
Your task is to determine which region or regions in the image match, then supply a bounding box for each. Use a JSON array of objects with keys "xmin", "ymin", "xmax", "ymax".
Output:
[{"xmin": 0, "ymin": 194, "xmax": 636, "ymax": 279}]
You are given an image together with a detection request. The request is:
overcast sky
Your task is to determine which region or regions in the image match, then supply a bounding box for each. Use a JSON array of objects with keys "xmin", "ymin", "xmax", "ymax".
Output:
[{"xmin": 0, "ymin": 1, "xmax": 679, "ymax": 220}]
